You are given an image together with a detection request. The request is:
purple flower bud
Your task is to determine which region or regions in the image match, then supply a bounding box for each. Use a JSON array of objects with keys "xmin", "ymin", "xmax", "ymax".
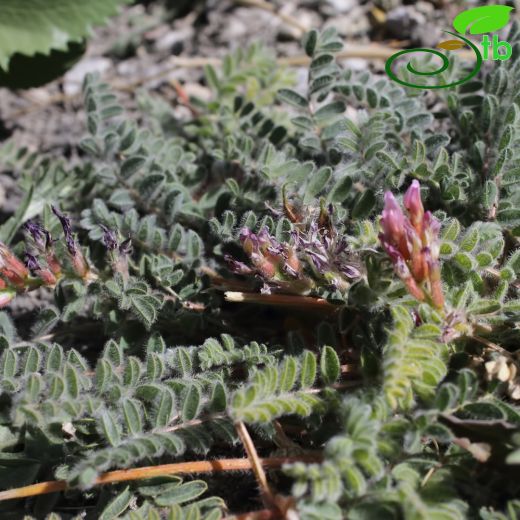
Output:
[
  {"xmin": 403, "ymin": 180, "xmax": 424, "ymax": 230},
  {"xmin": 239, "ymin": 228, "xmax": 257, "ymax": 255},
  {"xmin": 0, "ymin": 242, "xmax": 29, "ymax": 287},
  {"xmin": 24, "ymin": 219, "xmax": 53, "ymax": 250},
  {"xmin": 23, "ymin": 252, "xmax": 41, "ymax": 271},
  {"xmin": 24, "ymin": 220, "xmax": 44, "ymax": 248},
  {"xmin": 52, "ymin": 206, "xmax": 76, "ymax": 255},
  {"xmin": 100, "ymin": 225, "xmax": 118, "ymax": 251},
  {"xmin": 379, "ymin": 181, "xmax": 444, "ymax": 308},
  {"xmin": 224, "ymin": 254, "xmax": 253, "ymax": 275},
  {"xmin": 119, "ymin": 238, "xmax": 132, "ymax": 256}
]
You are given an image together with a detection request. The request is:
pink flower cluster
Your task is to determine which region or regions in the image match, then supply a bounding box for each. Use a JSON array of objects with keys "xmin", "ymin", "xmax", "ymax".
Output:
[
  {"xmin": 0, "ymin": 208, "xmax": 92, "ymax": 309},
  {"xmin": 379, "ymin": 180, "xmax": 444, "ymax": 309},
  {"xmin": 227, "ymin": 227, "xmax": 301, "ymax": 281}
]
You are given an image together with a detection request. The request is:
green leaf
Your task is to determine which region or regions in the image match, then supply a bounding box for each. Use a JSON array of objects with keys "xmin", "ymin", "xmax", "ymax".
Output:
[
  {"xmin": 277, "ymin": 89, "xmax": 308, "ymax": 109},
  {"xmin": 0, "ymin": 185, "xmax": 33, "ymax": 244},
  {"xmin": 98, "ymin": 410, "xmax": 121, "ymax": 447},
  {"xmin": 303, "ymin": 29, "xmax": 318, "ymax": 57},
  {"xmin": 65, "ymin": 363, "xmax": 80, "ymax": 399},
  {"xmin": 453, "ymin": 5, "xmax": 514, "ymax": 35},
  {"xmin": 459, "ymin": 227, "xmax": 479, "ymax": 253},
  {"xmin": 467, "ymin": 299, "xmax": 501, "ymax": 315},
  {"xmin": 351, "ymin": 190, "xmax": 376, "ymax": 219},
  {"xmin": 0, "ymin": 0, "xmax": 130, "ymax": 71},
  {"xmin": 320, "ymin": 346, "xmax": 340, "ymax": 385},
  {"xmin": 130, "ymin": 295, "xmax": 160, "ymax": 329},
  {"xmin": 441, "ymin": 219, "xmax": 461, "ymax": 241},
  {"xmin": 483, "ymin": 180, "xmax": 498, "ymax": 211},
  {"xmin": 138, "ymin": 174, "xmax": 165, "ymax": 200},
  {"xmin": 155, "ymin": 480, "xmax": 208, "ymax": 506},
  {"xmin": 1, "ymin": 349, "xmax": 17, "ymax": 378},
  {"xmin": 310, "ymin": 54, "xmax": 334, "ymax": 70},
  {"xmin": 182, "ymin": 385, "xmax": 201, "ymax": 422},
  {"xmin": 99, "ymin": 486, "xmax": 132, "ymax": 520},
  {"xmin": 95, "ymin": 360, "xmax": 113, "ymax": 393},
  {"xmin": 328, "ymin": 176, "xmax": 353, "ymax": 203},
  {"xmin": 314, "ymin": 101, "xmax": 346, "ymax": 122},
  {"xmin": 506, "ymin": 448, "xmax": 520, "ymax": 464},
  {"xmin": 459, "ymin": 402, "xmax": 505, "ymax": 420},
  {"xmin": 278, "ymin": 357, "xmax": 298, "ymax": 392},
  {"xmin": 122, "ymin": 398, "xmax": 143, "ymax": 436},
  {"xmin": 209, "ymin": 382, "xmax": 227, "ymax": 413},
  {"xmin": 121, "ymin": 156, "xmax": 146, "ymax": 179},
  {"xmin": 154, "ymin": 387, "xmax": 175, "ymax": 428},
  {"xmin": 300, "ymin": 351, "xmax": 317, "ymax": 389},
  {"xmin": 204, "ymin": 64, "xmax": 219, "ymax": 92},
  {"xmin": 305, "ymin": 167, "xmax": 332, "ymax": 202}
]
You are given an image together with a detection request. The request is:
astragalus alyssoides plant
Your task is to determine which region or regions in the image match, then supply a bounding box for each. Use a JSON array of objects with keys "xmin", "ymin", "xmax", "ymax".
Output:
[{"xmin": 0, "ymin": 26, "xmax": 519, "ymax": 520}]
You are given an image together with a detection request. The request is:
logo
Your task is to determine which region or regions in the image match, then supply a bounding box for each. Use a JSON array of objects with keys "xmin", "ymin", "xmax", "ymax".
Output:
[{"xmin": 385, "ymin": 5, "xmax": 514, "ymax": 89}]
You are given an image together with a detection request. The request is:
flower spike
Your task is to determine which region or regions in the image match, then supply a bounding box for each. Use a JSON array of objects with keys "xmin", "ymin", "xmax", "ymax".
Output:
[{"xmin": 379, "ymin": 181, "xmax": 444, "ymax": 309}]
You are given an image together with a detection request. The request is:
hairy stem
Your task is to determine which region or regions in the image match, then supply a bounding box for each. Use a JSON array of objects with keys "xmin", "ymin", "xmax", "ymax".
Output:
[{"xmin": 0, "ymin": 456, "xmax": 322, "ymax": 502}]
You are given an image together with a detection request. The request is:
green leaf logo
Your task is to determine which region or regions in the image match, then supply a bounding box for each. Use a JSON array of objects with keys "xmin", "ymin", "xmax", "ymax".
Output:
[{"xmin": 453, "ymin": 5, "xmax": 514, "ymax": 35}]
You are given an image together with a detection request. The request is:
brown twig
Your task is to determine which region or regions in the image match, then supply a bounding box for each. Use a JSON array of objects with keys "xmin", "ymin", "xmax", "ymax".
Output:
[
  {"xmin": 469, "ymin": 334, "xmax": 512, "ymax": 357},
  {"xmin": 0, "ymin": 456, "xmax": 322, "ymax": 502},
  {"xmin": 224, "ymin": 291, "xmax": 339, "ymax": 312},
  {"xmin": 235, "ymin": 421, "xmax": 277, "ymax": 509}
]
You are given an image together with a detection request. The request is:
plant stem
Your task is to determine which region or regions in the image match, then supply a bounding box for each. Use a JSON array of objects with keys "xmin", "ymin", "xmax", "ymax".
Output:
[
  {"xmin": 235, "ymin": 421, "xmax": 277, "ymax": 509},
  {"xmin": 0, "ymin": 456, "xmax": 322, "ymax": 502},
  {"xmin": 224, "ymin": 291, "xmax": 338, "ymax": 312}
]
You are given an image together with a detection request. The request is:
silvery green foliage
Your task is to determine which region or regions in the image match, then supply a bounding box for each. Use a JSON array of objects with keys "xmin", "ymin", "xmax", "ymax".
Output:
[{"xmin": 0, "ymin": 26, "xmax": 519, "ymax": 520}]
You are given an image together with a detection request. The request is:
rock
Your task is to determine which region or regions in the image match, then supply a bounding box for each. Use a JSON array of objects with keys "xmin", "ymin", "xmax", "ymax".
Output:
[
  {"xmin": 154, "ymin": 26, "xmax": 194, "ymax": 54},
  {"xmin": 322, "ymin": 0, "xmax": 357, "ymax": 15},
  {"xmin": 386, "ymin": 6, "xmax": 426, "ymax": 41},
  {"xmin": 343, "ymin": 58, "xmax": 368, "ymax": 72},
  {"xmin": 386, "ymin": 5, "xmax": 442, "ymax": 47},
  {"xmin": 277, "ymin": 7, "xmax": 318, "ymax": 40},
  {"xmin": 183, "ymin": 83, "xmax": 212, "ymax": 102},
  {"xmin": 323, "ymin": 9, "xmax": 370, "ymax": 37},
  {"xmin": 63, "ymin": 57, "xmax": 112, "ymax": 96}
]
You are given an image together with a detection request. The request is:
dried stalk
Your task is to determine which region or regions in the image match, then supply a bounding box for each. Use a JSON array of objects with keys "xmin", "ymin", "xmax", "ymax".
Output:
[
  {"xmin": 235, "ymin": 421, "xmax": 276, "ymax": 509},
  {"xmin": 470, "ymin": 334, "xmax": 512, "ymax": 357},
  {"xmin": 224, "ymin": 291, "xmax": 338, "ymax": 312},
  {"xmin": 0, "ymin": 455, "xmax": 322, "ymax": 502}
]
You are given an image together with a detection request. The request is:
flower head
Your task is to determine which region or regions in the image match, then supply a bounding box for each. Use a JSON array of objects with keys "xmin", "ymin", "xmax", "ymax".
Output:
[
  {"xmin": 100, "ymin": 225, "xmax": 118, "ymax": 251},
  {"xmin": 24, "ymin": 218, "xmax": 62, "ymax": 276},
  {"xmin": 52, "ymin": 206, "xmax": 89, "ymax": 278},
  {"xmin": 23, "ymin": 219, "xmax": 52, "ymax": 250},
  {"xmin": 403, "ymin": 180, "xmax": 424, "ymax": 231},
  {"xmin": 23, "ymin": 252, "xmax": 56, "ymax": 286},
  {"xmin": 379, "ymin": 181, "xmax": 444, "ymax": 309},
  {"xmin": 23, "ymin": 252, "xmax": 41, "ymax": 271},
  {"xmin": 52, "ymin": 206, "xmax": 75, "ymax": 255},
  {"xmin": 119, "ymin": 238, "xmax": 132, "ymax": 256},
  {"xmin": 0, "ymin": 243, "xmax": 29, "ymax": 288}
]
